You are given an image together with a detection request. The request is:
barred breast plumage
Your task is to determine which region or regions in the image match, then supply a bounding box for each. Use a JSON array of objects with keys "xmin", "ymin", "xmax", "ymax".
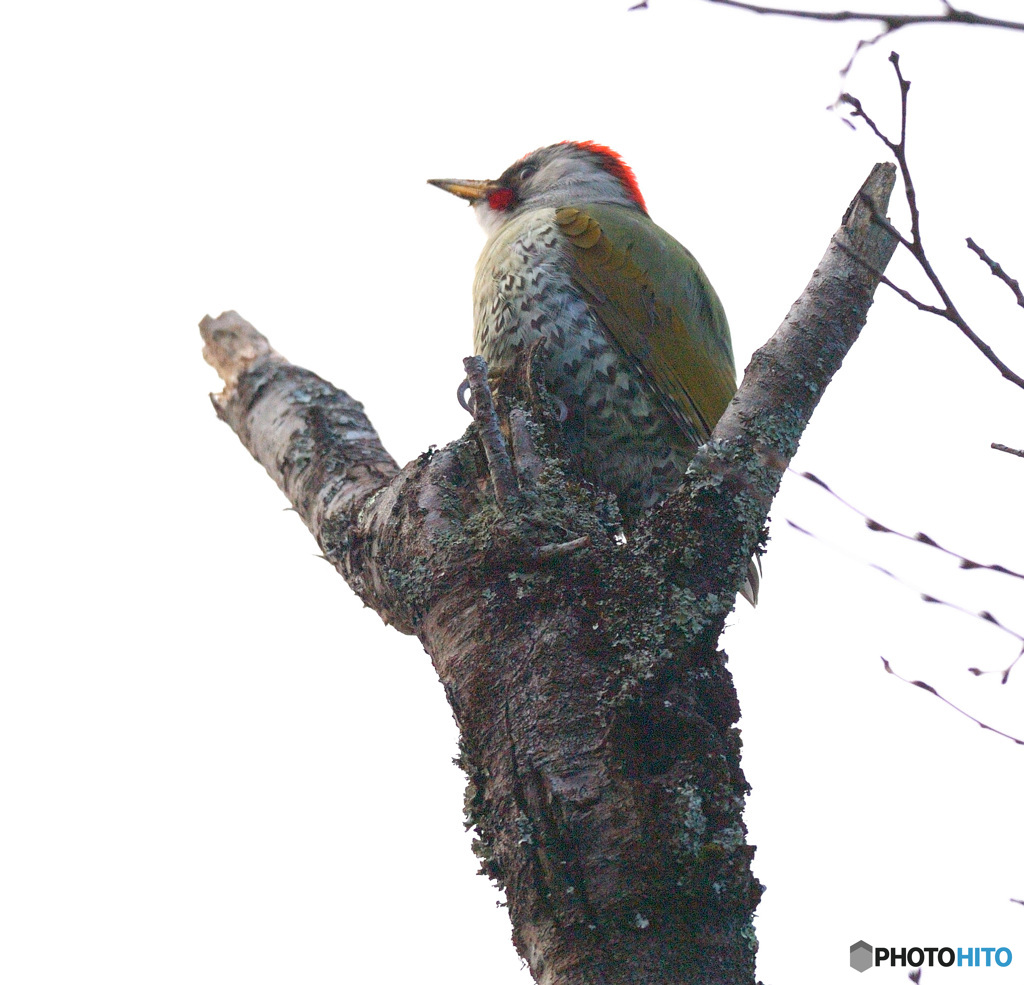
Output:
[{"xmin": 473, "ymin": 206, "xmax": 704, "ymax": 521}]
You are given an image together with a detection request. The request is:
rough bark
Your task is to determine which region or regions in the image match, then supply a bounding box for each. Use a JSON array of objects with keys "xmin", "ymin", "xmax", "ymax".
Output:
[{"xmin": 200, "ymin": 164, "xmax": 898, "ymax": 985}]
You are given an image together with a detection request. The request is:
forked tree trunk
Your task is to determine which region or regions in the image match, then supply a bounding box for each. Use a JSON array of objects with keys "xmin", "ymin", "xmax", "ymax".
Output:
[{"xmin": 200, "ymin": 165, "xmax": 897, "ymax": 985}]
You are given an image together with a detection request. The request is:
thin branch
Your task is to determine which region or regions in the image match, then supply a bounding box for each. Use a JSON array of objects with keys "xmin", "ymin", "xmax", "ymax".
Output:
[
  {"xmin": 878, "ymin": 274, "xmax": 948, "ymax": 316},
  {"xmin": 795, "ymin": 469, "xmax": 1024, "ymax": 582},
  {"xmin": 841, "ymin": 54, "xmax": 1024, "ymax": 390},
  {"xmin": 967, "ymin": 238, "xmax": 1024, "ymax": 310},
  {"xmin": 992, "ymin": 442, "xmax": 1024, "ymax": 458},
  {"xmin": 834, "ymin": 194, "xmax": 950, "ymax": 315},
  {"xmin": 968, "ymin": 646, "xmax": 1023, "ymax": 686},
  {"xmin": 463, "ymin": 355, "xmax": 521, "ymax": 509},
  {"xmin": 881, "ymin": 657, "xmax": 1024, "ymax": 745},
  {"xmin": 788, "ymin": 472, "xmax": 1024, "ymax": 684},
  {"xmin": 534, "ymin": 535, "xmax": 592, "ymax": 560},
  {"xmin": 629, "ymin": 2, "xmax": 1024, "ymax": 76},
  {"xmin": 690, "ymin": 0, "xmax": 1024, "ymax": 34},
  {"xmin": 508, "ymin": 407, "xmax": 546, "ymax": 486},
  {"xmin": 787, "ymin": 517, "xmax": 1024, "ymax": 674}
]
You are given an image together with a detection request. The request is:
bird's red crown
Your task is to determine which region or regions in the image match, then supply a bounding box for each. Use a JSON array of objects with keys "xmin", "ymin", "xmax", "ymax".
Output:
[{"xmin": 563, "ymin": 140, "xmax": 647, "ymax": 214}]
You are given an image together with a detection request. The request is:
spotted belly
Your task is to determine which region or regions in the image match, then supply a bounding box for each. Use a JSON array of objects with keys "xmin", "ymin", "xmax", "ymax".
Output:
[{"xmin": 472, "ymin": 210, "xmax": 695, "ymax": 521}]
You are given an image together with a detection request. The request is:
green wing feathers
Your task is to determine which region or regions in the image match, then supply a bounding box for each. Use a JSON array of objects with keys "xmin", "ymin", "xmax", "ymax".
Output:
[{"xmin": 555, "ymin": 204, "xmax": 736, "ymax": 442}]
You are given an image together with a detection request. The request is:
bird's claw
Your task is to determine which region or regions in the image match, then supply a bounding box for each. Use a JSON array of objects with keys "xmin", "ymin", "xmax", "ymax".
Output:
[{"xmin": 457, "ymin": 378, "xmax": 476, "ymax": 415}]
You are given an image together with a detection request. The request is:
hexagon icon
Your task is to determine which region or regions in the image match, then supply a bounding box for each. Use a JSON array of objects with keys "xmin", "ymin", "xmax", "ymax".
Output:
[{"xmin": 850, "ymin": 940, "xmax": 873, "ymax": 972}]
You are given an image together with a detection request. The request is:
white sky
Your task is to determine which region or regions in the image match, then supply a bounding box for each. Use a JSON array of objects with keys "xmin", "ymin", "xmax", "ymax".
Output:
[{"xmin": 2, "ymin": 2, "xmax": 1022, "ymax": 982}]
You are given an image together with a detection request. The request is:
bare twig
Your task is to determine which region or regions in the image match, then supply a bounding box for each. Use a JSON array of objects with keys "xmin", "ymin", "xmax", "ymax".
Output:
[
  {"xmin": 967, "ymin": 238, "xmax": 1024, "ymax": 310},
  {"xmin": 688, "ymin": 0, "xmax": 1024, "ymax": 33},
  {"xmin": 463, "ymin": 355, "xmax": 520, "ymax": 508},
  {"xmin": 789, "ymin": 470, "xmax": 1024, "ymax": 683},
  {"xmin": 992, "ymin": 442, "xmax": 1024, "ymax": 458},
  {"xmin": 876, "ymin": 274, "xmax": 947, "ymax": 316},
  {"xmin": 787, "ymin": 517, "xmax": 1024, "ymax": 677},
  {"xmin": 968, "ymin": 647, "xmax": 1023, "ymax": 686},
  {"xmin": 841, "ymin": 54, "xmax": 1024, "ymax": 390},
  {"xmin": 796, "ymin": 470, "xmax": 1024, "ymax": 582},
  {"xmin": 632, "ymin": 1, "xmax": 1024, "ymax": 74},
  {"xmin": 881, "ymin": 657, "xmax": 1024, "ymax": 745},
  {"xmin": 508, "ymin": 407, "xmax": 546, "ymax": 486},
  {"xmin": 534, "ymin": 535, "xmax": 592, "ymax": 561}
]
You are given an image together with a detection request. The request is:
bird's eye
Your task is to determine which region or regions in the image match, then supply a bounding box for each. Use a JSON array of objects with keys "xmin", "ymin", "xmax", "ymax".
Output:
[{"xmin": 518, "ymin": 165, "xmax": 537, "ymax": 182}]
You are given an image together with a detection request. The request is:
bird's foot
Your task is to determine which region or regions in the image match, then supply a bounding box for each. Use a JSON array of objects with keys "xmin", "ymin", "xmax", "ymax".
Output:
[{"xmin": 457, "ymin": 378, "xmax": 476, "ymax": 415}]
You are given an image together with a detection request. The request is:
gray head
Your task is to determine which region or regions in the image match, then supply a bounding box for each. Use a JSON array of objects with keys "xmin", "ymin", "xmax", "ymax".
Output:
[{"xmin": 429, "ymin": 141, "xmax": 648, "ymax": 236}]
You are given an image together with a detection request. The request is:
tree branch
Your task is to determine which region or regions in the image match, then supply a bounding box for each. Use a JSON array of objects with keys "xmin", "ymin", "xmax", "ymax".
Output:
[
  {"xmin": 632, "ymin": 2, "xmax": 1024, "ymax": 76},
  {"xmin": 967, "ymin": 238, "xmax": 1024, "ymax": 311},
  {"xmin": 842, "ymin": 53, "xmax": 1024, "ymax": 391},
  {"xmin": 646, "ymin": 163, "xmax": 899, "ymax": 630},
  {"xmin": 882, "ymin": 657, "xmax": 1024, "ymax": 744},
  {"xmin": 688, "ymin": 0, "xmax": 1024, "ymax": 34},
  {"xmin": 463, "ymin": 355, "xmax": 522, "ymax": 509},
  {"xmin": 201, "ymin": 163, "xmax": 898, "ymax": 984},
  {"xmin": 200, "ymin": 311, "xmax": 405, "ymax": 626}
]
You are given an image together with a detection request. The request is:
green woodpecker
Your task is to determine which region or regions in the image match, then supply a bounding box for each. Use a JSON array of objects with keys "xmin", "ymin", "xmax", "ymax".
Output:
[{"xmin": 429, "ymin": 141, "xmax": 758, "ymax": 604}]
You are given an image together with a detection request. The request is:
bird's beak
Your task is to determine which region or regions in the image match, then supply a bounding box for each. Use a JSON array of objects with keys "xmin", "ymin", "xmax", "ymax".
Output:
[{"xmin": 427, "ymin": 177, "xmax": 499, "ymax": 202}]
